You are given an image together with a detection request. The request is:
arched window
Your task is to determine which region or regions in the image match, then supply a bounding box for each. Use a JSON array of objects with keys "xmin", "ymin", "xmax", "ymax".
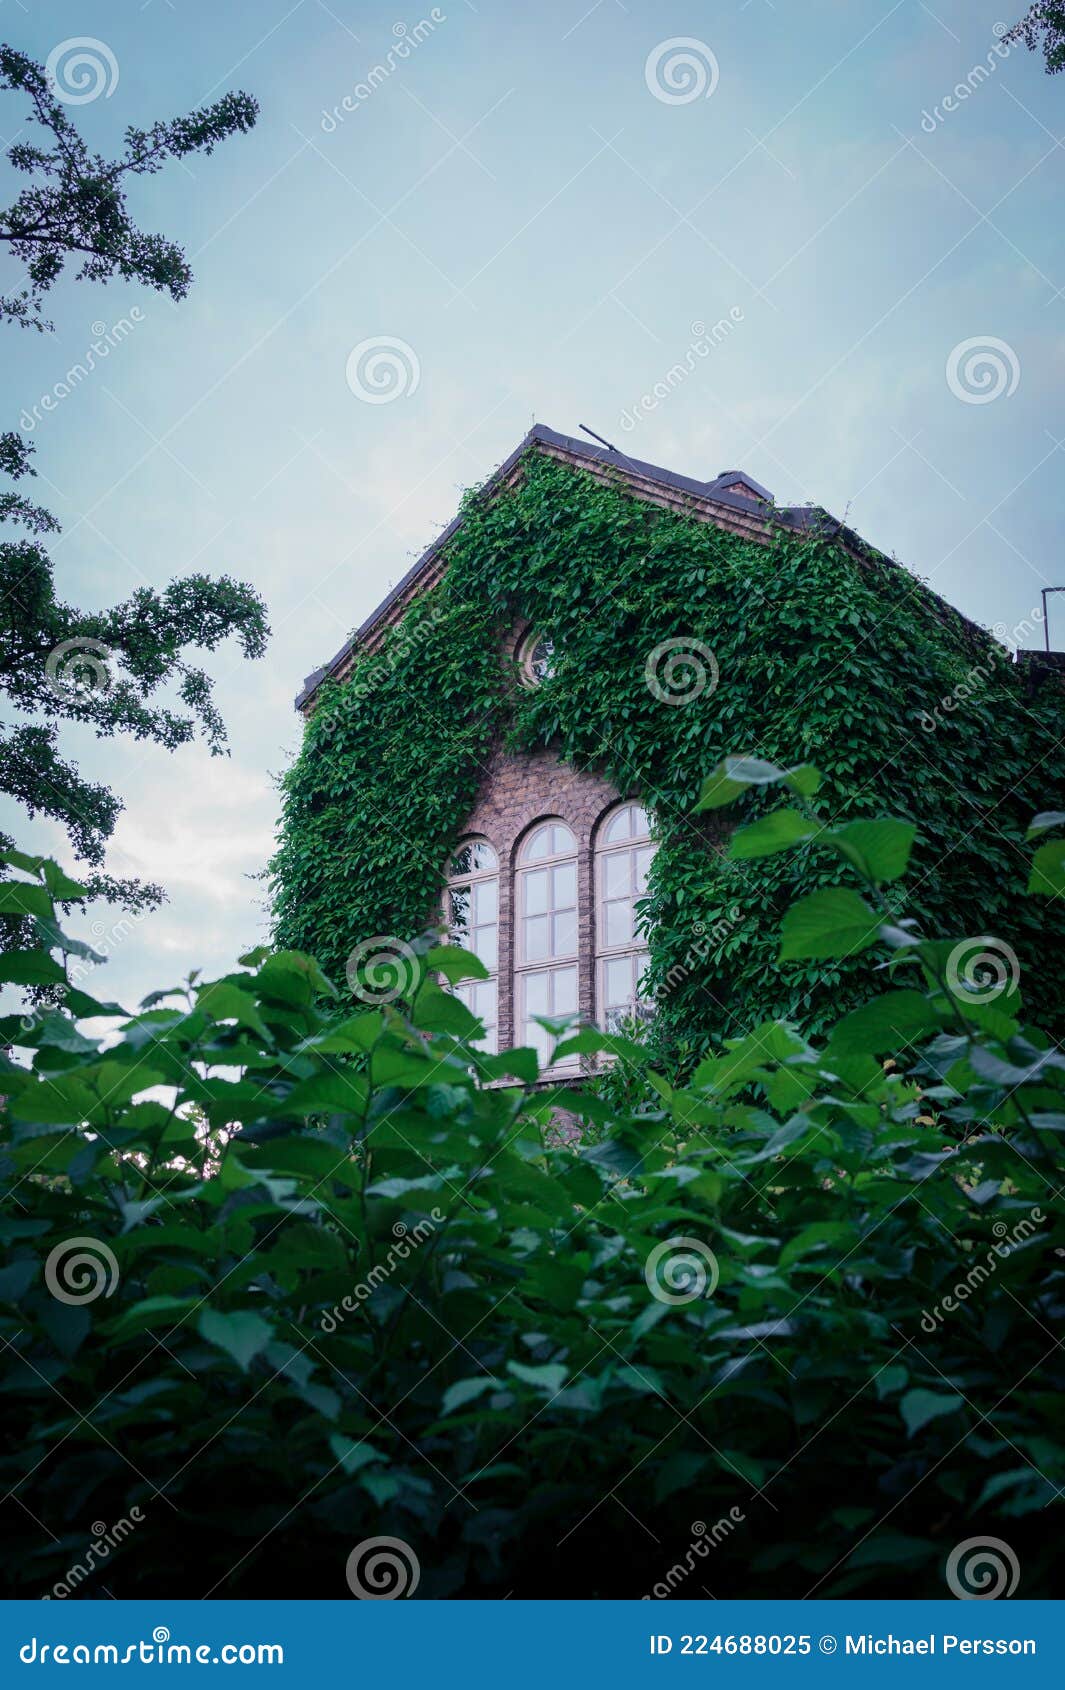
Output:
[
  {"xmin": 515, "ymin": 819, "xmax": 578, "ymax": 1067},
  {"xmin": 596, "ymin": 803, "xmax": 655, "ymax": 1033},
  {"xmin": 446, "ymin": 838, "xmax": 498, "ymax": 1052}
]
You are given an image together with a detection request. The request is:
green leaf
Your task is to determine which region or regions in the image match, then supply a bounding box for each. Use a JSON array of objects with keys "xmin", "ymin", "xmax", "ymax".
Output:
[
  {"xmin": 900, "ymin": 1387, "xmax": 963, "ymax": 1437},
  {"xmin": 825, "ymin": 819, "xmax": 916, "ymax": 885},
  {"xmin": 778, "ymin": 888, "xmax": 880, "ymax": 962},
  {"xmin": 694, "ymin": 757, "xmax": 821, "ymax": 812},
  {"xmin": 828, "ymin": 990, "xmax": 939, "ymax": 1056},
  {"xmin": 0, "ymin": 882, "xmax": 54, "ymax": 919},
  {"xmin": 328, "ymin": 1435, "xmax": 383, "ymax": 1475},
  {"xmin": 1028, "ymin": 839, "xmax": 1065, "ymax": 897},
  {"xmin": 729, "ymin": 809, "xmax": 816, "ymax": 861},
  {"xmin": 1026, "ymin": 811, "xmax": 1065, "ymax": 839},
  {"xmin": 507, "ymin": 1360, "xmax": 568, "ymax": 1395},
  {"xmin": 198, "ymin": 1308, "xmax": 274, "ymax": 1372},
  {"xmin": 426, "ymin": 944, "xmax": 490, "ymax": 984},
  {"xmin": 0, "ymin": 949, "xmax": 67, "ymax": 986},
  {"xmin": 441, "ymin": 1376, "xmax": 501, "ymax": 1416}
]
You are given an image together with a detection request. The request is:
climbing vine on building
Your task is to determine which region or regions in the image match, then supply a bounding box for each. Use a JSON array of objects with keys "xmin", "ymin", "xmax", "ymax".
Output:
[{"xmin": 270, "ymin": 450, "xmax": 1065, "ymax": 1060}]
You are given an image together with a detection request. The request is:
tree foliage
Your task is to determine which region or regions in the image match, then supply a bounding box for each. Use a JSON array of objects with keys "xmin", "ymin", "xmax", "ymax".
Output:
[
  {"xmin": 1005, "ymin": 4, "xmax": 1065, "ymax": 73},
  {"xmin": 271, "ymin": 452, "xmax": 1065, "ymax": 1060},
  {"xmin": 0, "ymin": 46, "xmax": 267, "ymax": 912},
  {"xmin": 1, "ymin": 784, "xmax": 1062, "ymax": 1597}
]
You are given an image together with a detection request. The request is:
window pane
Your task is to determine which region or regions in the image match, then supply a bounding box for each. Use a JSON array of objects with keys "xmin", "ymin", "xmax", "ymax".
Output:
[
  {"xmin": 635, "ymin": 846, "xmax": 654, "ymax": 893},
  {"xmin": 450, "ymin": 845, "xmax": 474, "ymax": 877},
  {"xmin": 524, "ymin": 914, "xmax": 549, "ymax": 962},
  {"xmin": 605, "ymin": 956, "xmax": 633, "ymax": 1007},
  {"xmin": 631, "ymin": 806, "xmax": 649, "ymax": 839},
  {"xmin": 473, "ymin": 925, "xmax": 498, "ymax": 971},
  {"xmin": 552, "ymin": 908, "xmax": 578, "ymax": 956},
  {"xmin": 604, "ymin": 898, "xmax": 633, "ymax": 948},
  {"xmin": 524, "ymin": 971, "xmax": 549, "ymax": 1015},
  {"xmin": 553, "ymin": 966, "xmax": 578, "ymax": 1014},
  {"xmin": 525, "ymin": 1018, "xmax": 552, "ymax": 1064},
  {"xmin": 471, "ymin": 841, "xmax": 497, "ymax": 872},
  {"xmin": 551, "ymin": 822, "xmax": 576, "ymax": 855},
  {"xmin": 602, "ymin": 852, "xmax": 629, "ymax": 899},
  {"xmin": 474, "ymin": 878, "xmax": 498, "ymax": 923},
  {"xmin": 604, "ymin": 807, "xmax": 632, "ymax": 844},
  {"xmin": 524, "ymin": 825, "xmax": 552, "ymax": 862},
  {"xmin": 449, "ymin": 886, "xmax": 471, "ymax": 942},
  {"xmin": 552, "ymin": 859, "xmax": 576, "ymax": 909},
  {"xmin": 524, "ymin": 868, "xmax": 548, "ymax": 915}
]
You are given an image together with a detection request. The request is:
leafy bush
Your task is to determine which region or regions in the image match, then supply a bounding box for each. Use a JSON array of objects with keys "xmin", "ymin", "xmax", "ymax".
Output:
[{"xmin": 1, "ymin": 781, "xmax": 1063, "ymax": 1599}]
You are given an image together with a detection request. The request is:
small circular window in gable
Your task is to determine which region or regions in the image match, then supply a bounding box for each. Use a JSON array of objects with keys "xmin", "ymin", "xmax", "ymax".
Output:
[{"xmin": 518, "ymin": 630, "xmax": 555, "ymax": 686}]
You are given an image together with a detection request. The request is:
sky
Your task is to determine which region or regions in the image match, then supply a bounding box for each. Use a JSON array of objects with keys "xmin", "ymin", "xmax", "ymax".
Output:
[{"xmin": 1, "ymin": 0, "xmax": 1064, "ymax": 1012}]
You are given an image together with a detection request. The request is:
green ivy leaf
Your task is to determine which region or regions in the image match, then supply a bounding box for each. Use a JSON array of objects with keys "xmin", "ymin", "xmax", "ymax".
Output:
[{"xmin": 779, "ymin": 889, "xmax": 880, "ymax": 962}]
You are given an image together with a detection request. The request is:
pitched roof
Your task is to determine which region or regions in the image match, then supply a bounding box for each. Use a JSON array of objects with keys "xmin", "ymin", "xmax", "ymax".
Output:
[{"xmin": 293, "ymin": 423, "xmax": 926, "ymax": 712}]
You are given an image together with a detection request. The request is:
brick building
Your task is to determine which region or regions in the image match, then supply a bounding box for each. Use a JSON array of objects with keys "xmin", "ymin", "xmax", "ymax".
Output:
[{"xmin": 292, "ymin": 424, "xmax": 877, "ymax": 1066}]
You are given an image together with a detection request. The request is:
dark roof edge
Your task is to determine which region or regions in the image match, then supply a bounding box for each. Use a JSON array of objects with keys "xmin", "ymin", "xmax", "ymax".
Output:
[{"xmin": 293, "ymin": 424, "xmax": 978, "ymax": 712}]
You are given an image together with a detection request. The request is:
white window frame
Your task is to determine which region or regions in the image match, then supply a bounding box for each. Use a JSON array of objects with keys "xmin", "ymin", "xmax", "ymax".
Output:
[
  {"xmin": 515, "ymin": 819, "xmax": 579, "ymax": 1071},
  {"xmin": 445, "ymin": 837, "xmax": 499, "ymax": 1053},
  {"xmin": 596, "ymin": 802, "xmax": 655, "ymax": 1035}
]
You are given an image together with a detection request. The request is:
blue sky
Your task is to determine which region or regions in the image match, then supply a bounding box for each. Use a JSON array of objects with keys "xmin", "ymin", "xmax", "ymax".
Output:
[{"xmin": 2, "ymin": 0, "xmax": 1063, "ymax": 1009}]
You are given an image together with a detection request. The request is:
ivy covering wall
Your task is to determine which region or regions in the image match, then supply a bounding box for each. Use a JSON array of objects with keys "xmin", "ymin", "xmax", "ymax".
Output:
[{"xmin": 271, "ymin": 451, "xmax": 1065, "ymax": 1060}]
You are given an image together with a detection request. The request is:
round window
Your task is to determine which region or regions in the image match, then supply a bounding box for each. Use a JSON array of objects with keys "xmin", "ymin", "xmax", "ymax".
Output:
[{"xmin": 519, "ymin": 631, "xmax": 555, "ymax": 686}]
